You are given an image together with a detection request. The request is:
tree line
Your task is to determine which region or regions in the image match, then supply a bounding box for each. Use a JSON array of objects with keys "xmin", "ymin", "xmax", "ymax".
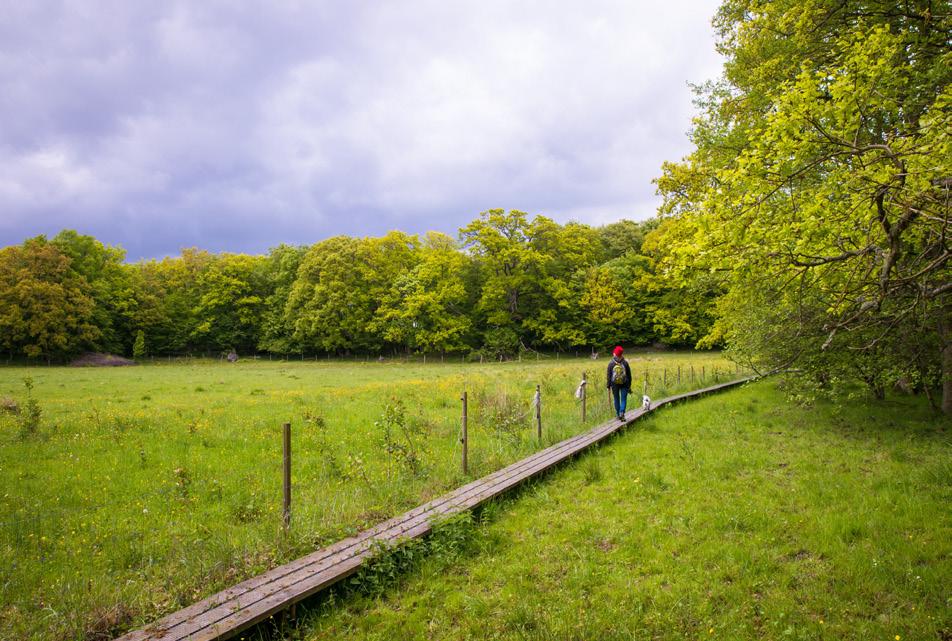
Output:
[{"xmin": 0, "ymin": 212, "xmax": 718, "ymax": 362}]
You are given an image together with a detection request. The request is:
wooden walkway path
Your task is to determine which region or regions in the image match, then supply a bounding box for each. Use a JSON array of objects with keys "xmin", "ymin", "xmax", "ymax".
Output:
[{"xmin": 116, "ymin": 377, "xmax": 751, "ymax": 641}]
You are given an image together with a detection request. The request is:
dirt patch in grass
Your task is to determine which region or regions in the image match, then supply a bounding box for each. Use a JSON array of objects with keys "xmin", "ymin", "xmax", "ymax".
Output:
[
  {"xmin": 82, "ymin": 602, "xmax": 135, "ymax": 641},
  {"xmin": 0, "ymin": 396, "xmax": 18, "ymax": 414},
  {"xmin": 70, "ymin": 353, "xmax": 137, "ymax": 367}
]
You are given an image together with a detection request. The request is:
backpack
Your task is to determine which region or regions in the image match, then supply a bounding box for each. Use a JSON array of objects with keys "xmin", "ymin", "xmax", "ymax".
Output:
[{"xmin": 611, "ymin": 361, "xmax": 628, "ymax": 385}]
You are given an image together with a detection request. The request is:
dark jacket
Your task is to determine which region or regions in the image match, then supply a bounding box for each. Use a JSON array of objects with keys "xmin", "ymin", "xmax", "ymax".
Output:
[{"xmin": 606, "ymin": 356, "xmax": 632, "ymax": 391}]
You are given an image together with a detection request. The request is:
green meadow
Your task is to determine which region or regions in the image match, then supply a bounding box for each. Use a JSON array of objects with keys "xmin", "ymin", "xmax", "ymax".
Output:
[
  {"xmin": 298, "ymin": 380, "xmax": 952, "ymax": 641},
  {"xmin": 0, "ymin": 352, "xmax": 734, "ymax": 641}
]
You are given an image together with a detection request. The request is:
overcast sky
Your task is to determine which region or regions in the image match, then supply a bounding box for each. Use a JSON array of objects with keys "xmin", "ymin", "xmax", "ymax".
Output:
[{"xmin": 0, "ymin": 1, "xmax": 724, "ymax": 260}]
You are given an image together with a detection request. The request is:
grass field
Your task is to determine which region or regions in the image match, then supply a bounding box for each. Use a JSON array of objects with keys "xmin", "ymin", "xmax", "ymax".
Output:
[
  {"xmin": 0, "ymin": 352, "xmax": 736, "ymax": 641},
  {"xmin": 294, "ymin": 379, "xmax": 952, "ymax": 641}
]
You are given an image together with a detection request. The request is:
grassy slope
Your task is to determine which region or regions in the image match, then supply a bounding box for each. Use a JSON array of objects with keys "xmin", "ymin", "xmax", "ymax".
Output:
[
  {"xmin": 0, "ymin": 353, "xmax": 732, "ymax": 641},
  {"xmin": 301, "ymin": 380, "xmax": 952, "ymax": 641}
]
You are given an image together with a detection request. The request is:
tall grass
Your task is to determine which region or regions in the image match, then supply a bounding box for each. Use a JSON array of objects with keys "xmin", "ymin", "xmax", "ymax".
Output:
[
  {"xmin": 296, "ymin": 380, "xmax": 952, "ymax": 641},
  {"xmin": 0, "ymin": 352, "xmax": 737, "ymax": 641}
]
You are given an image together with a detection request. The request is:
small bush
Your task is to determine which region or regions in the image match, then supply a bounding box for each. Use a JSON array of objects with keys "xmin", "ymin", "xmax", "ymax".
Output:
[
  {"xmin": 376, "ymin": 399, "xmax": 429, "ymax": 477},
  {"xmin": 132, "ymin": 330, "xmax": 147, "ymax": 360},
  {"xmin": 16, "ymin": 377, "xmax": 42, "ymax": 440}
]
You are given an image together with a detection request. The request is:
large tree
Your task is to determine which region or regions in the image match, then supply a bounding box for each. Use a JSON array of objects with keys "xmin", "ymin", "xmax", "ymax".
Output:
[
  {"xmin": 460, "ymin": 210, "xmax": 606, "ymax": 351},
  {"xmin": 52, "ymin": 230, "xmax": 136, "ymax": 354},
  {"xmin": 191, "ymin": 253, "xmax": 267, "ymax": 353},
  {"xmin": 0, "ymin": 237, "xmax": 99, "ymax": 361},
  {"xmin": 287, "ymin": 232, "xmax": 420, "ymax": 354},
  {"xmin": 257, "ymin": 244, "xmax": 308, "ymax": 354},
  {"xmin": 459, "ymin": 210, "xmax": 547, "ymax": 352},
  {"xmin": 372, "ymin": 232, "xmax": 473, "ymax": 354},
  {"xmin": 656, "ymin": 0, "xmax": 951, "ymax": 410}
]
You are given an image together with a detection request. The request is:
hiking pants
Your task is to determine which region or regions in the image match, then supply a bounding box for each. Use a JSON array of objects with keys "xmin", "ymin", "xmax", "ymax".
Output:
[{"xmin": 611, "ymin": 386, "xmax": 629, "ymax": 416}]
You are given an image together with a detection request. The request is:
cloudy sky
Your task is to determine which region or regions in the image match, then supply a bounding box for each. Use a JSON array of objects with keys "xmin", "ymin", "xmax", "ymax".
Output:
[{"xmin": 0, "ymin": 1, "xmax": 723, "ymax": 260}]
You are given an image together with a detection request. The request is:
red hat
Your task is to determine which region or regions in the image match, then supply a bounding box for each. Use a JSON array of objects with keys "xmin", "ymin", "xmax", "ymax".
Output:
[{"xmin": 613, "ymin": 345, "xmax": 624, "ymax": 356}]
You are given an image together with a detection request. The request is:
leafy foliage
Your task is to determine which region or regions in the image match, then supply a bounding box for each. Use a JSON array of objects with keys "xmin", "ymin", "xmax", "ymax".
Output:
[
  {"xmin": 0, "ymin": 213, "xmax": 709, "ymax": 361},
  {"xmin": 654, "ymin": 0, "xmax": 952, "ymax": 410},
  {"xmin": 0, "ymin": 237, "xmax": 99, "ymax": 360}
]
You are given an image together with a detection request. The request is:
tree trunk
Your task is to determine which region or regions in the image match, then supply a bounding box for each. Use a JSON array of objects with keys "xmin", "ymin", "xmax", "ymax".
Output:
[{"xmin": 940, "ymin": 311, "xmax": 952, "ymax": 415}]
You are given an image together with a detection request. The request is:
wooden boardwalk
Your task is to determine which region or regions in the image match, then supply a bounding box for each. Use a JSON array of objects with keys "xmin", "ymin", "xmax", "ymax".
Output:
[{"xmin": 116, "ymin": 377, "xmax": 751, "ymax": 641}]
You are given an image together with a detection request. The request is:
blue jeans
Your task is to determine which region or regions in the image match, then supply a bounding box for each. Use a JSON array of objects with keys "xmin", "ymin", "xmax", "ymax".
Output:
[{"xmin": 611, "ymin": 387, "xmax": 629, "ymax": 416}]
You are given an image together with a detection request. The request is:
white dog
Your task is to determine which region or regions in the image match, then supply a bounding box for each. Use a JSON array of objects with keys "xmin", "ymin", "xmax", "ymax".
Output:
[{"xmin": 642, "ymin": 395, "xmax": 651, "ymax": 410}]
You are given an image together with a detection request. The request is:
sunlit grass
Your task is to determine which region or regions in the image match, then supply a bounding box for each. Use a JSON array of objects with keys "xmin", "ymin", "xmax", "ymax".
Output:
[
  {"xmin": 0, "ymin": 351, "xmax": 738, "ymax": 641},
  {"xmin": 296, "ymin": 380, "xmax": 952, "ymax": 641}
]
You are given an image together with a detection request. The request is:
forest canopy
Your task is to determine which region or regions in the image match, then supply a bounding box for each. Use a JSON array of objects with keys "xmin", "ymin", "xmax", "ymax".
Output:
[{"xmin": 0, "ymin": 215, "xmax": 713, "ymax": 362}]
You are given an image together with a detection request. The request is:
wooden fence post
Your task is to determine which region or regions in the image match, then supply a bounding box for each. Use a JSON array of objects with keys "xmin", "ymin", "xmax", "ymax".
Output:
[
  {"xmin": 283, "ymin": 422, "xmax": 291, "ymax": 530},
  {"xmin": 581, "ymin": 372, "xmax": 587, "ymax": 422},
  {"xmin": 461, "ymin": 391, "xmax": 468, "ymax": 475},
  {"xmin": 535, "ymin": 385, "xmax": 542, "ymax": 442},
  {"xmin": 643, "ymin": 370, "xmax": 649, "ymax": 396},
  {"xmin": 678, "ymin": 365, "xmax": 682, "ymax": 384}
]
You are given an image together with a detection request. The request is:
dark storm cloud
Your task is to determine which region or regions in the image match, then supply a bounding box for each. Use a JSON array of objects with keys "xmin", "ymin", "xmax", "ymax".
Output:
[{"xmin": 0, "ymin": 1, "xmax": 723, "ymax": 259}]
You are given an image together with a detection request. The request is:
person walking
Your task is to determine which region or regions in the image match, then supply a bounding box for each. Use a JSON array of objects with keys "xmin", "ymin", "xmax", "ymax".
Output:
[{"xmin": 606, "ymin": 345, "xmax": 632, "ymax": 420}]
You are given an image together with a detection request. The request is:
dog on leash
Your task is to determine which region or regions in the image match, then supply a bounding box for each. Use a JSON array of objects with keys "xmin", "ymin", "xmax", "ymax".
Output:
[{"xmin": 642, "ymin": 395, "xmax": 651, "ymax": 410}]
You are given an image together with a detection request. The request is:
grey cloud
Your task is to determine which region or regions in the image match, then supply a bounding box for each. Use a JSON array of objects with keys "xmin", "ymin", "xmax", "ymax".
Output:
[{"xmin": 0, "ymin": 0, "xmax": 723, "ymax": 259}]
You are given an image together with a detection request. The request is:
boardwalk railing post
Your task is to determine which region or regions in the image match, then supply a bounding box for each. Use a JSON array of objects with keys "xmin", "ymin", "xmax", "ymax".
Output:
[
  {"xmin": 461, "ymin": 391, "xmax": 468, "ymax": 475},
  {"xmin": 283, "ymin": 422, "xmax": 291, "ymax": 530},
  {"xmin": 581, "ymin": 372, "xmax": 587, "ymax": 422},
  {"xmin": 535, "ymin": 385, "xmax": 542, "ymax": 442}
]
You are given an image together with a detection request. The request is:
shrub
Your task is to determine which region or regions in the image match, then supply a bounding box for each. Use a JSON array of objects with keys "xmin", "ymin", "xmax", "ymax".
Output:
[
  {"xmin": 132, "ymin": 330, "xmax": 146, "ymax": 360},
  {"xmin": 16, "ymin": 377, "xmax": 41, "ymax": 440}
]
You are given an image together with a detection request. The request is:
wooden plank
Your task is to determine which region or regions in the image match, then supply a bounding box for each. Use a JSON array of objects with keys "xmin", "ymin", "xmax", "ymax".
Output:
[
  {"xmin": 181, "ymin": 426, "xmax": 633, "ymax": 641},
  {"xmin": 117, "ymin": 377, "xmax": 753, "ymax": 641},
  {"xmin": 139, "ymin": 416, "xmax": 628, "ymax": 640},
  {"xmin": 120, "ymin": 417, "xmax": 624, "ymax": 641}
]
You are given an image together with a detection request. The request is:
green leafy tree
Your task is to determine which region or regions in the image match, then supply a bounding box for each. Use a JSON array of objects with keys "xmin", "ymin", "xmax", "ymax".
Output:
[
  {"xmin": 460, "ymin": 210, "xmax": 544, "ymax": 350},
  {"xmin": 523, "ymin": 219, "xmax": 601, "ymax": 348},
  {"xmin": 460, "ymin": 210, "xmax": 603, "ymax": 351},
  {"xmin": 372, "ymin": 232, "xmax": 472, "ymax": 354},
  {"xmin": 288, "ymin": 232, "xmax": 420, "ymax": 354},
  {"xmin": 51, "ymin": 230, "xmax": 136, "ymax": 354},
  {"xmin": 579, "ymin": 265, "xmax": 635, "ymax": 349},
  {"xmin": 655, "ymin": 0, "xmax": 952, "ymax": 410},
  {"xmin": 258, "ymin": 244, "xmax": 307, "ymax": 354},
  {"xmin": 0, "ymin": 237, "xmax": 99, "ymax": 361},
  {"xmin": 191, "ymin": 253, "xmax": 267, "ymax": 353},
  {"xmin": 131, "ymin": 249, "xmax": 215, "ymax": 355},
  {"xmin": 597, "ymin": 218, "xmax": 660, "ymax": 260},
  {"xmin": 132, "ymin": 330, "xmax": 147, "ymax": 359}
]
